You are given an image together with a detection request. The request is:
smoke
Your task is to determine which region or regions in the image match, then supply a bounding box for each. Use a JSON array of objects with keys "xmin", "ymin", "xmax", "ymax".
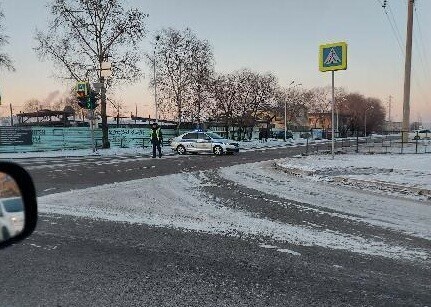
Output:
[{"xmin": 44, "ymin": 91, "xmax": 60, "ymax": 104}]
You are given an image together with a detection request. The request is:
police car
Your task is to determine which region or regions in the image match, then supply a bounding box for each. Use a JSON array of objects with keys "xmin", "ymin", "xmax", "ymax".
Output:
[{"xmin": 170, "ymin": 130, "xmax": 240, "ymax": 155}]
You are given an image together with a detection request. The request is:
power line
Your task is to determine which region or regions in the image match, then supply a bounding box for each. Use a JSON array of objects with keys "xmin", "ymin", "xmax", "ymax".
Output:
[
  {"xmin": 413, "ymin": 3, "xmax": 431, "ymax": 81},
  {"xmin": 386, "ymin": 2, "xmax": 405, "ymax": 51},
  {"xmin": 377, "ymin": 0, "xmax": 430, "ymax": 106},
  {"xmin": 378, "ymin": 1, "xmax": 405, "ymax": 57}
]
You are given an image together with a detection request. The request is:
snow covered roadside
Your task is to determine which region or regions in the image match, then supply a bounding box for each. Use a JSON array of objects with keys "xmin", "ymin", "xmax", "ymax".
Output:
[
  {"xmin": 38, "ymin": 171, "xmax": 429, "ymax": 261},
  {"xmin": 0, "ymin": 146, "xmax": 174, "ymax": 159},
  {"xmin": 275, "ymin": 153, "xmax": 431, "ymax": 201},
  {"xmin": 218, "ymin": 162, "xmax": 431, "ymax": 241},
  {"xmin": 0, "ymin": 139, "xmax": 298, "ymax": 159},
  {"xmin": 0, "ymin": 138, "xmax": 335, "ymax": 159}
]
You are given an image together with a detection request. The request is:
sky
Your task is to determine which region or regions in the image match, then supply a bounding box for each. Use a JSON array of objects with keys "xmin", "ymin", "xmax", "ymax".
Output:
[{"xmin": 0, "ymin": 0, "xmax": 430, "ymax": 123}]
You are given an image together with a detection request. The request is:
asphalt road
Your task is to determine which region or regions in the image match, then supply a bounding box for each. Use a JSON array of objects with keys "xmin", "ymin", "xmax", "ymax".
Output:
[
  {"xmin": 25, "ymin": 146, "xmax": 309, "ymax": 195},
  {"xmin": 1, "ymin": 146, "xmax": 430, "ymax": 306}
]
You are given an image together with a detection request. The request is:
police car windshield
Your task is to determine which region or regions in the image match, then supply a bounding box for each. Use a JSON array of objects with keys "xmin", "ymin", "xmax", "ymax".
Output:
[{"xmin": 205, "ymin": 132, "xmax": 224, "ymax": 140}]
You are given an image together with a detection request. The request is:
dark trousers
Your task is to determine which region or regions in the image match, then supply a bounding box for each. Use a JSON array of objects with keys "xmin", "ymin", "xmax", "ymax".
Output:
[{"xmin": 152, "ymin": 141, "xmax": 162, "ymax": 158}]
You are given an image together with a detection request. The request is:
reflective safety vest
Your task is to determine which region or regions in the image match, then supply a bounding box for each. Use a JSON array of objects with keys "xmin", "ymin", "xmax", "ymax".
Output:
[{"xmin": 150, "ymin": 128, "xmax": 162, "ymax": 141}]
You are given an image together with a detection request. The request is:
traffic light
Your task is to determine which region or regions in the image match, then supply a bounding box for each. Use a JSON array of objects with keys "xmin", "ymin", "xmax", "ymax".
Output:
[
  {"xmin": 76, "ymin": 82, "xmax": 98, "ymax": 110},
  {"xmin": 86, "ymin": 91, "xmax": 99, "ymax": 110},
  {"xmin": 76, "ymin": 82, "xmax": 89, "ymax": 100}
]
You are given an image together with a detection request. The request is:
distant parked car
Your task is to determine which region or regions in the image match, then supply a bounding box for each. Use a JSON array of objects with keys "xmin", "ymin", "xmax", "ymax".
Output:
[
  {"xmin": 412, "ymin": 129, "xmax": 431, "ymax": 140},
  {"xmin": 171, "ymin": 130, "xmax": 239, "ymax": 156},
  {"xmin": 273, "ymin": 130, "xmax": 293, "ymax": 140},
  {"xmin": 0, "ymin": 197, "xmax": 25, "ymax": 236}
]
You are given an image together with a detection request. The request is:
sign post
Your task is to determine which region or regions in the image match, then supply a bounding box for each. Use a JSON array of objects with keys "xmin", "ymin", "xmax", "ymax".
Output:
[{"xmin": 319, "ymin": 42, "xmax": 348, "ymax": 159}]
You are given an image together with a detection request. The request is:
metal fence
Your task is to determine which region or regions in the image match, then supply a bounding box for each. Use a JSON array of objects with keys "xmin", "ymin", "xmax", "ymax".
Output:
[
  {"xmin": 304, "ymin": 134, "xmax": 431, "ymax": 155},
  {"xmin": 1, "ymin": 127, "xmax": 430, "ymax": 155},
  {"xmin": 0, "ymin": 127, "xmax": 187, "ymax": 153}
]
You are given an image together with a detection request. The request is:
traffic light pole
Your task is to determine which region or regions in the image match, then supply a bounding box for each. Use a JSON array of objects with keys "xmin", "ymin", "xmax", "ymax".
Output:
[
  {"xmin": 90, "ymin": 109, "xmax": 96, "ymax": 152},
  {"xmin": 100, "ymin": 76, "xmax": 110, "ymax": 148}
]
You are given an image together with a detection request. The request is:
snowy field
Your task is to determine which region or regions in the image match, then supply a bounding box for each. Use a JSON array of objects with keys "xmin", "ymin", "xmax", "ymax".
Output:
[
  {"xmin": 276, "ymin": 153, "xmax": 431, "ymax": 201},
  {"xmin": 39, "ymin": 158, "xmax": 431, "ymax": 262}
]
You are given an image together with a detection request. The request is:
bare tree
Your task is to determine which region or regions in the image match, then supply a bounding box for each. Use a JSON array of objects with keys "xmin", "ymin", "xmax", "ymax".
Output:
[
  {"xmin": 231, "ymin": 69, "xmax": 277, "ymax": 140},
  {"xmin": 275, "ymin": 85, "xmax": 311, "ymax": 130},
  {"xmin": 338, "ymin": 93, "xmax": 386, "ymax": 135},
  {"xmin": 35, "ymin": 0, "xmax": 148, "ymax": 148},
  {"xmin": 305, "ymin": 87, "xmax": 331, "ymax": 128},
  {"xmin": 207, "ymin": 73, "xmax": 237, "ymax": 136},
  {"xmin": 0, "ymin": 5, "xmax": 14, "ymax": 71},
  {"xmin": 188, "ymin": 39, "xmax": 214, "ymax": 126},
  {"xmin": 52, "ymin": 89, "xmax": 83, "ymax": 117},
  {"xmin": 150, "ymin": 28, "xmax": 214, "ymax": 131},
  {"xmin": 208, "ymin": 69, "xmax": 277, "ymax": 140},
  {"xmin": 23, "ymin": 99, "xmax": 48, "ymax": 112}
]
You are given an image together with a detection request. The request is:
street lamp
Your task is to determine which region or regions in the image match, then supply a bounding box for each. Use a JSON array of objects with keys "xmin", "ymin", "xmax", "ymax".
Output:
[
  {"xmin": 364, "ymin": 105, "xmax": 374, "ymax": 137},
  {"xmin": 153, "ymin": 35, "xmax": 160, "ymax": 123},
  {"xmin": 284, "ymin": 81, "xmax": 302, "ymax": 141}
]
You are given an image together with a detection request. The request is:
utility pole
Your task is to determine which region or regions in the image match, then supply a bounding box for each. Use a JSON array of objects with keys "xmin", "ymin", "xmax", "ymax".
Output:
[
  {"xmin": 9, "ymin": 103, "xmax": 13, "ymax": 126},
  {"xmin": 387, "ymin": 95, "xmax": 392, "ymax": 131},
  {"xmin": 284, "ymin": 81, "xmax": 295, "ymax": 142},
  {"xmin": 402, "ymin": 0, "xmax": 414, "ymax": 142},
  {"xmin": 153, "ymin": 35, "xmax": 160, "ymax": 123}
]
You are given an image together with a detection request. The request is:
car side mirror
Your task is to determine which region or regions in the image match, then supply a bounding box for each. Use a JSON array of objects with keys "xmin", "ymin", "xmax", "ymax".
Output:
[{"xmin": 0, "ymin": 162, "xmax": 38, "ymax": 249}]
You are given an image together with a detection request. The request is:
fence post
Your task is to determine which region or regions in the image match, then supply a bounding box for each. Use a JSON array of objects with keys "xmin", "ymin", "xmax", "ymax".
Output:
[
  {"xmin": 305, "ymin": 138, "xmax": 309, "ymax": 155},
  {"xmin": 401, "ymin": 131, "xmax": 404, "ymax": 154},
  {"xmin": 356, "ymin": 131, "xmax": 359, "ymax": 153},
  {"xmin": 415, "ymin": 137, "xmax": 418, "ymax": 154}
]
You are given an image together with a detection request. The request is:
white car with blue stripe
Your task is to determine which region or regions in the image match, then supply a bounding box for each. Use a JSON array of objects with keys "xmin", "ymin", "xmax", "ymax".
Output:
[{"xmin": 171, "ymin": 130, "xmax": 239, "ymax": 155}]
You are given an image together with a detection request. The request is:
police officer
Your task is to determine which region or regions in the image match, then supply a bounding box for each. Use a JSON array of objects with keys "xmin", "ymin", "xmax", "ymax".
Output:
[{"xmin": 150, "ymin": 122, "xmax": 163, "ymax": 158}]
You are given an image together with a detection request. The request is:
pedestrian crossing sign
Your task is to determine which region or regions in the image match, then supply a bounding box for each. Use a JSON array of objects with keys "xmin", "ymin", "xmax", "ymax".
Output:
[{"xmin": 319, "ymin": 42, "xmax": 347, "ymax": 72}]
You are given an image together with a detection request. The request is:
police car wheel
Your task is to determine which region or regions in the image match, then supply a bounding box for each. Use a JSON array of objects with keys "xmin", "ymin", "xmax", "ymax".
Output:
[
  {"xmin": 177, "ymin": 145, "xmax": 186, "ymax": 155},
  {"xmin": 213, "ymin": 146, "xmax": 223, "ymax": 156}
]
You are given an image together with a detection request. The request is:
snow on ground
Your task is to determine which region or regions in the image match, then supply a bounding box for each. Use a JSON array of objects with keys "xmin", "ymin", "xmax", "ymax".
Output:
[
  {"xmin": 39, "ymin": 169, "xmax": 430, "ymax": 261},
  {"xmin": 275, "ymin": 153, "xmax": 431, "ymax": 201},
  {"xmin": 0, "ymin": 146, "xmax": 173, "ymax": 159},
  {"xmin": 240, "ymin": 138, "xmax": 305, "ymax": 149},
  {"xmin": 219, "ymin": 162, "xmax": 431, "ymax": 242}
]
